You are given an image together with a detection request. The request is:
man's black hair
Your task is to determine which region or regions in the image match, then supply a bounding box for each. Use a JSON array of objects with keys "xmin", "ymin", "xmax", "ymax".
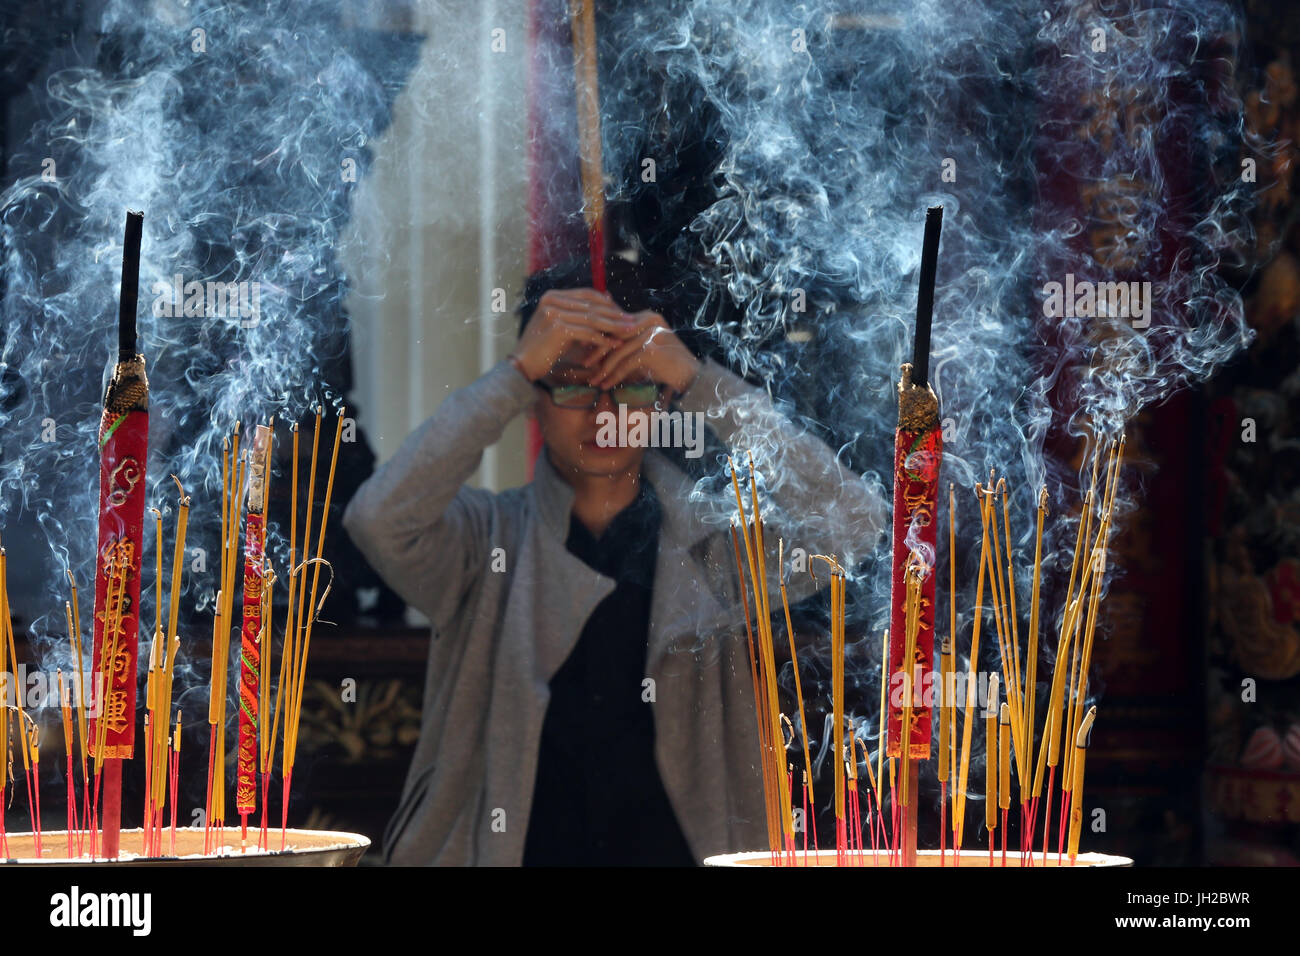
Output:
[
  {"xmin": 517, "ymin": 258, "xmax": 599, "ymax": 337},
  {"xmin": 516, "ymin": 254, "xmax": 710, "ymax": 364}
]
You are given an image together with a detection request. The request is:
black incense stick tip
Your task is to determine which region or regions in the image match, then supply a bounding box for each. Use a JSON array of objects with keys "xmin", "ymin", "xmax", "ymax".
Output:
[
  {"xmin": 118, "ymin": 209, "xmax": 144, "ymax": 360},
  {"xmin": 911, "ymin": 204, "xmax": 943, "ymax": 389}
]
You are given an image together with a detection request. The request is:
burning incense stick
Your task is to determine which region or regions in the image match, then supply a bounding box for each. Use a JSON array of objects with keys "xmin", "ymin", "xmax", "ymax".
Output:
[
  {"xmin": 66, "ymin": 571, "xmax": 89, "ymax": 853},
  {"xmin": 999, "ymin": 700, "xmax": 1011, "ymax": 865},
  {"xmin": 889, "ymin": 205, "xmax": 944, "ymax": 869},
  {"xmin": 170, "ymin": 711, "xmax": 182, "ymax": 855},
  {"xmin": 217, "ymin": 436, "xmax": 246, "ymax": 836},
  {"xmin": 27, "ymin": 718, "xmax": 42, "ymax": 856},
  {"xmin": 985, "ymin": 673, "xmax": 998, "ymax": 865},
  {"xmin": 1035, "ymin": 483, "xmax": 1092, "ymax": 859},
  {"xmin": 1067, "ymin": 706, "xmax": 1097, "ymax": 863},
  {"xmin": 805, "ymin": 553, "xmax": 849, "ymax": 862},
  {"xmin": 256, "ymin": 420, "xmax": 275, "ymax": 845},
  {"xmin": 278, "ymin": 408, "xmax": 346, "ymax": 848},
  {"xmin": 1025, "ymin": 488, "xmax": 1048, "ymax": 771},
  {"xmin": 144, "ymin": 641, "xmax": 158, "ymax": 845},
  {"xmin": 983, "ymin": 477, "xmax": 1027, "ymax": 791},
  {"xmin": 208, "ymin": 425, "xmax": 245, "ymax": 851},
  {"xmin": 567, "ymin": 0, "xmax": 607, "ymax": 290},
  {"xmin": 752, "ymin": 463, "xmax": 796, "ymax": 861},
  {"xmin": 954, "ymin": 484, "xmax": 993, "ymax": 852},
  {"xmin": 729, "ymin": 459, "xmax": 779, "ymax": 858},
  {"xmin": 1062, "ymin": 442, "xmax": 1108, "ymax": 786},
  {"xmin": 287, "ymin": 411, "xmax": 344, "ymax": 770},
  {"xmin": 1060, "ymin": 442, "xmax": 1121, "ymax": 847},
  {"xmin": 274, "ymin": 421, "xmax": 304, "ymax": 846},
  {"xmin": 941, "ymin": 483, "xmax": 957, "ymax": 862},
  {"xmin": 778, "ymin": 540, "xmax": 816, "ymax": 816},
  {"xmin": 90, "ymin": 209, "xmax": 150, "ymax": 859},
  {"xmin": 258, "ymin": 568, "xmax": 275, "ymax": 846},
  {"xmin": 998, "ymin": 484, "xmax": 1025, "ymax": 755},
  {"xmin": 151, "ymin": 478, "xmax": 188, "ymax": 854},
  {"xmin": 731, "ymin": 522, "xmax": 775, "ymax": 850},
  {"xmin": 1021, "ymin": 486, "xmax": 1048, "ymax": 858},
  {"xmin": 238, "ymin": 424, "xmax": 272, "ymax": 843},
  {"xmin": 845, "ymin": 737, "xmax": 863, "ymax": 865},
  {"xmin": 288, "ymin": 410, "xmax": 322, "ymax": 775},
  {"xmin": 58, "ymin": 670, "xmax": 75, "ymax": 857}
]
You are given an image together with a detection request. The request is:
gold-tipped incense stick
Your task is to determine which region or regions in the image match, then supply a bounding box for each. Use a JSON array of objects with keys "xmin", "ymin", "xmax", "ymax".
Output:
[
  {"xmin": 1024, "ymin": 487, "xmax": 1048, "ymax": 779},
  {"xmin": 877, "ymin": 628, "xmax": 888, "ymax": 828},
  {"xmin": 728, "ymin": 462, "xmax": 779, "ymax": 854},
  {"xmin": 954, "ymin": 484, "xmax": 993, "ymax": 849},
  {"xmin": 998, "ymin": 701, "xmax": 1011, "ymax": 813},
  {"xmin": 731, "ymin": 522, "xmax": 777, "ymax": 853},
  {"xmin": 779, "ymin": 539, "xmax": 816, "ymax": 810},
  {"xmin": 985, "ymin": 673, "xmax": 999, "ymax": 836},
  {"xmin": 1067, "ymin": 706, "xmax": 1097, "ymax": 861},
  {"xmin": 288, "ymin": 409, "xmax": 346, "ymax": 774}
]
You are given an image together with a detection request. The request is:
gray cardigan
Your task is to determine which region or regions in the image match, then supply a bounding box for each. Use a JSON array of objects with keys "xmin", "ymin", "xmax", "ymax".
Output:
[{"xmin": 342, "ymin": 357, "xmax": 886, "ymax": 865}]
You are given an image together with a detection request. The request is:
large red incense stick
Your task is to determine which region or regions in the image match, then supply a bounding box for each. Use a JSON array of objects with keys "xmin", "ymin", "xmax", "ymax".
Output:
[
  {"xmin": 89, "ymin": 209, "xmax": 149, "ymax": 859},
  {"xmin": 887, "ymin": 205, "xmax": 944, "ymax": 867},
  {"xmin": 237, "ymin": 426, "xmax": 271, "ymax": 844}
]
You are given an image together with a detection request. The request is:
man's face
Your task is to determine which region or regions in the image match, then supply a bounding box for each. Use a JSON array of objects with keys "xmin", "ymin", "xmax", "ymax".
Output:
[{"xmin": 534, "ymin": 350, "xmax": 650, "ymax": 480}]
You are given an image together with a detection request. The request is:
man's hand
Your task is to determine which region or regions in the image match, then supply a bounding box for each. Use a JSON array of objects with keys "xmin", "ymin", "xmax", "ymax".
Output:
[
  {"xmin": 509, "ymin": 289, "xmax": 630, "ymax": 382},
  {"xmin": 589, "ymin": 311, "xmax": 701, "ymax": 395}
]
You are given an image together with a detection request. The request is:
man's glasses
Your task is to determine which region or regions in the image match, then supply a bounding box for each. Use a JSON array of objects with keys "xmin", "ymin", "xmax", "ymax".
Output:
[{"xmin": 536, "ymin": 380, "xmax": 662, "ymax": 409}]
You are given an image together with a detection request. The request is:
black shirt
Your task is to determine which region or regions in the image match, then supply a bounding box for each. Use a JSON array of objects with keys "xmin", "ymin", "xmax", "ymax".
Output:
[{"xmin": 522, "ymin": 480, "xmax": 696, "ymax": 866}]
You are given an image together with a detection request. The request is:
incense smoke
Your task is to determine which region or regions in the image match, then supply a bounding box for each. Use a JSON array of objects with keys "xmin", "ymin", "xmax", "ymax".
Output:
[
  {"xmin": 587, "ymin": 0, "xmax": 1253, "ymax": 805},
  {"xmin": 0, "ymin": 3, "xmax": 418, "ymax": 733}
]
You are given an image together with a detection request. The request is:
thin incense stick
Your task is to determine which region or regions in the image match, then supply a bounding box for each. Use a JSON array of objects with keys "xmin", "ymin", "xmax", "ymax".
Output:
[
  {"xmin": 731, "ymin": 523, "xmax": 773, "ymax": 844},
  {"xmin": 729, "ymin": 457, "xmax": 779, "ymax": 856},
  {"xmin": 954, "ymin": 484, "xmax": 992, "ymax": 850},
  {"xmin": 1067, "ymin": 706, "xmax": 1097, "ymax": 863},
  {"xmin": 778, "ymin": 539, "xmax": 816, "ymax": 813}
]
